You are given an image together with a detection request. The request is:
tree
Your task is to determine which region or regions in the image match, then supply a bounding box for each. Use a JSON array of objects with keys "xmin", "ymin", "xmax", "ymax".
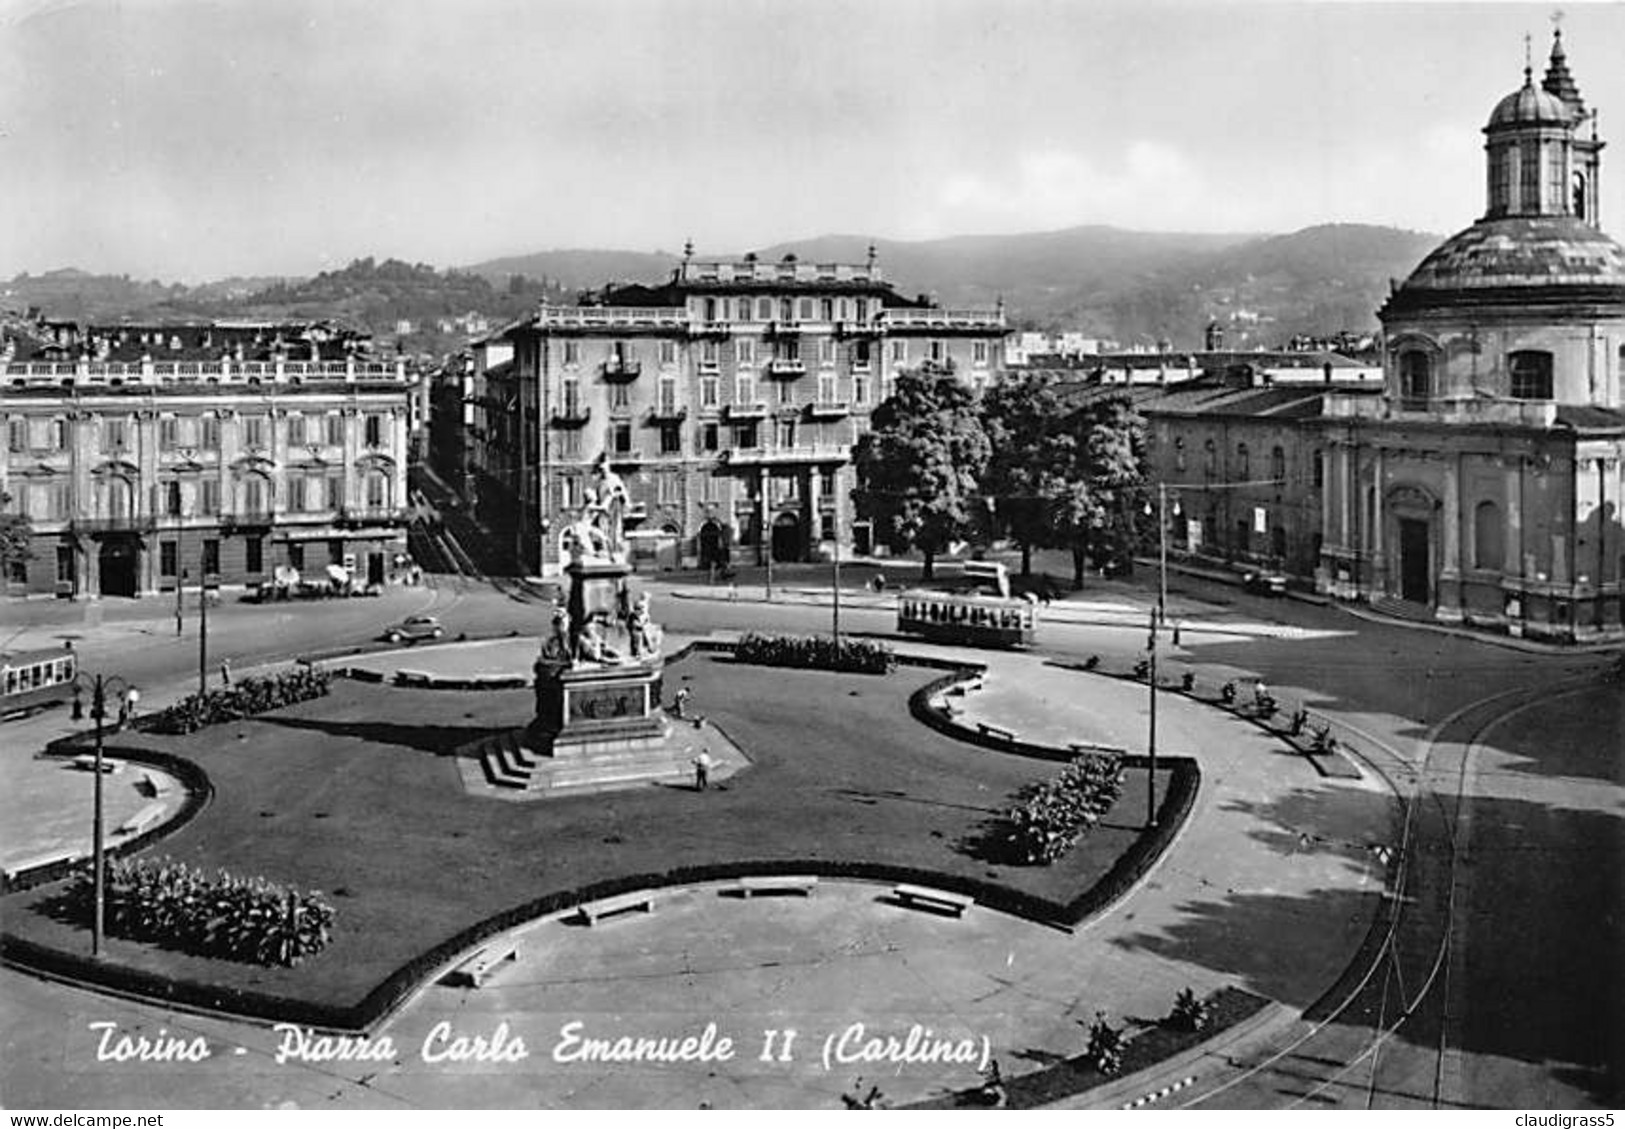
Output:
[
  {"xmin": 1050, "ymin": 391, "xmax": 1147, "ymax": 589},
  {"xmin": 0, "ymin": 491, "xmax": 34, "ymax": 585},
  {"xmin": 851, "ymin": 368, "xmax": 990, "ymax": 580},
  {"xmin": 980, "ymin": 372, "xmax": 1074, "ymax": 576}
]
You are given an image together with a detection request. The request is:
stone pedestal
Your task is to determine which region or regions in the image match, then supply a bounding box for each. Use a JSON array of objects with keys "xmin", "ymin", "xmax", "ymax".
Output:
[{"xmin": 530, "ymin": 658, "xmax": 669, "ymax": 759}]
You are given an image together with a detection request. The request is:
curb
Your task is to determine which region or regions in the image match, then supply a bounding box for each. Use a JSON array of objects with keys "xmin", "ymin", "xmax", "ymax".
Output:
[{"xmin": 1062, "ymin": 1000, "xmax": 1293, "ymax": 1110}]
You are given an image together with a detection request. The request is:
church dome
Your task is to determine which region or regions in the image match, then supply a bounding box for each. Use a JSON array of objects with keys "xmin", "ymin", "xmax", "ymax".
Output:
[
  {"xmin": 1383, "ymin": 216, "xmax": 1625, "ymax": 314},
  {"xmin": 1402, "ymin": 217, "xmax": 1625, "ymax": 290},
  {"xmin": 1486, "ymin": 74, "xmax": 1573, "ymax": 129}
]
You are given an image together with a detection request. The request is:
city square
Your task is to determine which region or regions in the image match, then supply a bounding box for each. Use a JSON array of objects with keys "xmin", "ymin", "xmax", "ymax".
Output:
[{"xmin": 3, "ymin": 0, "xmax": 1624, "ymax": 1116}]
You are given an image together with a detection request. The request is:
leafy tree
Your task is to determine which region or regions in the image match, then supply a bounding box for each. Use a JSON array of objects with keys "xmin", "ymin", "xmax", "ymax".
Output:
[
  {"xmin": 1051, "ymin": 391, "xmax": 1147, "ymax": 589},
  {"xmin": 0, "ymin": 491, "xmax": 34, "ymax": 583},
  {"xmin": 852, "ymin": 368, "xmax": 990, "ymax": 580},
  {"xmin": 981, "ymin": 372, "xmax": 1074, "ymax": 577}
]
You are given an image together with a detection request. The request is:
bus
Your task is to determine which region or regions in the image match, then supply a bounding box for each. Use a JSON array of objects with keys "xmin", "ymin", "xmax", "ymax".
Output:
[
  {"xmin": 1, "ymin": 644, "xmax": 78, "ymax": 720},
  {"xmin": 896, "ymin": 589, "xmax": 1039, "ymax": 649}
]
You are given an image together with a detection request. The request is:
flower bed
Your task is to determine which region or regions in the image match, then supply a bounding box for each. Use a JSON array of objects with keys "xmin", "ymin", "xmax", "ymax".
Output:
[
  {"xmin": 1003, "ymin": 752, "xmax": 1126, "ymax": 865},
  {"xmin": 51, "ymin": 857, "xmax": 333, "ymax": 968},
  {"xmin": 733, "ymin": 631, "xmax": 896, "ymax": 674},
  {"xmin": 143, "ymin": 666, "xmax": 332, "ymax": 734}
]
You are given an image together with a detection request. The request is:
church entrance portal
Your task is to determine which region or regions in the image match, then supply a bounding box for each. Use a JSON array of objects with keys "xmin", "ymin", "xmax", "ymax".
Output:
[{"xmin": 1398, "ymin": 517, "xmax": 1431, "ymax": 605}]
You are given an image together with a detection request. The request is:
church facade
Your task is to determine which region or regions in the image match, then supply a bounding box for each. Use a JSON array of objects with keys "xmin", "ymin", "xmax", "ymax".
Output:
[{"xmin": 1318, "ymin": 32, "xmax": 1625, "ymax": 642}]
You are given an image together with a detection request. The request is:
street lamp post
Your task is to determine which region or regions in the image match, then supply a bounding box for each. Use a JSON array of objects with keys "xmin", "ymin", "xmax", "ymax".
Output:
[
  {"xmin": 73, "ymin": 672, "xmax": 127, "ymax": 958},
  {"xmin": 832, "ymin": 537, "xmax": 842, "ymax": 648},
  {"xmin": 198, "ymin": 543, "xmax": 209, "ymax": 698}
]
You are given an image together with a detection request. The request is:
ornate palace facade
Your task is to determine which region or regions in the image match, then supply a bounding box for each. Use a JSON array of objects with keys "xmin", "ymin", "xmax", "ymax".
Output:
[
  {"xmin": 480, "ymin": 248, "xmax": 1007, "ymax": 575},
  {"xmin": 1, "ymin": 320, "xmax": 413, "ymax": 598}
]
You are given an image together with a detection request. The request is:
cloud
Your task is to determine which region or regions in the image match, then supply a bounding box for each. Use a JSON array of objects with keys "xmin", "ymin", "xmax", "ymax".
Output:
[{"xmin": 919, "ymin": 140, "xmax": 1221, "ymax": 235}]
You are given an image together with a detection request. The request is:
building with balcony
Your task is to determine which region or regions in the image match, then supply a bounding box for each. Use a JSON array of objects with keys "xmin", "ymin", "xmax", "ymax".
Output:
[
  {"xmin": 483, "ymin": 246, "xmax": 1007, "ymax": 574},
  {"xmin": 1318, "ymin": 31, "xmax": 1625, "ymax": 640},
  {"xmin": 1, "ymin": 318, "xmax": 413, "ymax": 599}
]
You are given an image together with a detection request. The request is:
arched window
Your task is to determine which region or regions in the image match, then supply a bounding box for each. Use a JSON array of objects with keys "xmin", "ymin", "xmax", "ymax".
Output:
[
  {"xmin": 365, "ymin": 470, "xmax": 390, "ymax": 510},
  {"xmin": 1508, "ymin": 351, "xmax": 1553, "ymax": 400},
  {"xmin": 1572, "ymin": 171, "xmax": 1588, "ymax": 220},
  {"xmin": 105, "ymin": 476, "xmax": 133, "ymax": 520},
  {"xmin": 1312, "ymin": 449, "xmax": 1325, "ymax": 489},
  {"xmin": 1270, "ymin": 445, "xmax": 1286, "ymax": 483},
  {"xmin": 1174, "ymin": 436, "xmax": 1186, "ymax": 472},
  {"xmin": 241, "ymin": 473, "xmax": 271, "ymax": 515},
  {"xmin": 1237, "ymin": 443, "xmax": 1250, "ymax": 479},
  {"xmin": 1474, "ymin": 501, "xmax": 1504, "ymax": 571},
  {"xmin": 1399, "ymin": 350, "xmax": 1432, "ymax": 409},
  {"xmin": 1203, "ymin": 439, "xmax": 1216, "ymax": 475}
]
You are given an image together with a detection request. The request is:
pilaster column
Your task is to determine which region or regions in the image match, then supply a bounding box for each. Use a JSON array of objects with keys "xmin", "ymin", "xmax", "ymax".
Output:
[
  {"xmin": 1369, "ymin": 447, "xmax": 1386, "ymax": 595},
  {"xmin": 1437, "ymin": 453, "xmax": 1463, "ymax": 621}
]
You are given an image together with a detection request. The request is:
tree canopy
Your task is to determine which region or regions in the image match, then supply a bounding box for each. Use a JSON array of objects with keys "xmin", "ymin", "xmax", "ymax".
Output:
[{"xmin": 851, "ymin": 369, "xmax": 991, "ymax": 579}]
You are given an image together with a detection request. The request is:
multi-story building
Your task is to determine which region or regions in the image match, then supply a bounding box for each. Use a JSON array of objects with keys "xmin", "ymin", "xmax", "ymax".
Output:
[
  {"xmin": 1, "ymin": 320, "xmax": 413, "ymax": 599},
  {"xmin": 479, "ymin": 248, "xmax": 1007, "ymax": 574},
  {"xmin": 1319, "ymin": 31, "xmax": 1625, "ymax": 641}
]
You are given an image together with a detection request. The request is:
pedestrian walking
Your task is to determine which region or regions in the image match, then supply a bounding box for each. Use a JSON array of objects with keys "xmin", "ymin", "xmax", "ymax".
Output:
[
  {"xmin": 220, "ymin": 659, "xmax": 232, "ymax": 687},
  {"xmin": 672, "ymin": 687, "xmax": 691, "ymax": 720},
  {"xmin": 692, "ymin": 749, "xmax": 714, "ymax": 791}
]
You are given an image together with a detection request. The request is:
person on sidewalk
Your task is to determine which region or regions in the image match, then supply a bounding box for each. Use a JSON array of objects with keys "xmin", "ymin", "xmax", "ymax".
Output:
[
  {"xmin": 220, "ymin": 659, "xmax": 232, "ymax": 688},
  {"xmin": 692, "ymin": 749, "xmax": 714, "ymax": 791}
]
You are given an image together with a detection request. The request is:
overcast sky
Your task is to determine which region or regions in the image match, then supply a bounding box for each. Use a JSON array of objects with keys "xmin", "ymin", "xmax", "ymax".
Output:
[{"xmin": 3, "ymin": 0, "xmax": 1623, "ymax": 282}]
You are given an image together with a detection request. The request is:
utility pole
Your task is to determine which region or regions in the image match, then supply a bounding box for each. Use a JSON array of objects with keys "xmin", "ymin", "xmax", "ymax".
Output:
[
  {"xmin": 1147, "ymin": 608, "xmax": 1158, "ymax": 828},
  {"xmin": 198, "ymin": 547, "xmax": 209, "ymax": 698}
]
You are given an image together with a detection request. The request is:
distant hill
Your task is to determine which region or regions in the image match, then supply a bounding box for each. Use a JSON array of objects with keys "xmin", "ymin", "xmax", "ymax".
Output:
[
  {"xmin": 9, "ymin": 223, "xmax": 1444, "ymax": 352},
  {"xmin": 465, "ymin": 223, "xmax": 1441, "ymax": 347}
]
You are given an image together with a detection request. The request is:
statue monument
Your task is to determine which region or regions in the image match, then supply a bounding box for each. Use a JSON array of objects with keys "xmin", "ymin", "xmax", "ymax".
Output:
[{"xmin": 524, "ymin": 454, "xmax": 672, "ymax": 774}]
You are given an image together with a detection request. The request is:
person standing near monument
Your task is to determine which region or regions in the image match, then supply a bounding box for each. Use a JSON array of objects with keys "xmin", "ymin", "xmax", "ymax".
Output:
[{"xmin": 692, "ymin": 749, "xmax": 714, "ymax": 791}]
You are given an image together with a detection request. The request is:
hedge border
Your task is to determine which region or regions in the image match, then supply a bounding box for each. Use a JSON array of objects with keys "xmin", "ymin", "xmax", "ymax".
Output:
[
  {"xmin": 3, "ymin": 741, "xmax": 215, "ymax": 895},
  {"xmin": 0, "ymin": 639, "xmax": 1197, "ymax": 1035}
]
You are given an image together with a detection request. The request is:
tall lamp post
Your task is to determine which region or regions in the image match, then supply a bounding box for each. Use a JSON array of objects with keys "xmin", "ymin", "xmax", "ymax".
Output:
[
  {"xmin": 71, "ymin": 671, "xmax": 128, "ymax": 958},
  {"xmin": 198, "ymin": 540, "xmax": 210, "ymax": 698},
  {"xmin": 831, "ymin": 535, "xmax": 842, "ymax": 648}
]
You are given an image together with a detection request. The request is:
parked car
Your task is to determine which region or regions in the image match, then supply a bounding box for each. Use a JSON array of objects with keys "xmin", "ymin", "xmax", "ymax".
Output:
[
  {"xmin": 382, "ymin": 615, "xmax": 445, "ymax": 644},
  {"xmin": 1241, "ymin": 569, "xmax": 1289, "ymax": 597}
]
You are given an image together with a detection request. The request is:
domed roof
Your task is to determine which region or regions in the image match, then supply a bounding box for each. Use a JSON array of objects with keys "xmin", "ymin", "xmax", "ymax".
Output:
[
  {"xmin": 1386, "ymin": 217, "xmax": 1625, "ymax": 307},
  {"xmin": 1486, "ymin": 73, "xmax": 1573, "ymax": 129}
]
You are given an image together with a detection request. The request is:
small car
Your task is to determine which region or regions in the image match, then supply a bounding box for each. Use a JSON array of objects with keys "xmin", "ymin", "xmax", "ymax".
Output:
[
  {"xmin": 1242, "ymin": 569, "xmax": 1289, "ymax": 597},
  {"xmin": 382, "ymin": 614, "xmax": 445, "ymax": 644}
]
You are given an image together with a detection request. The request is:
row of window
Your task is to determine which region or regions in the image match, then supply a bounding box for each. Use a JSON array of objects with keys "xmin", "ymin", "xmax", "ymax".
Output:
[
  {"xmin": 556, "ymin": 466, "xmax": 840, "ymax": 509},
  {"xmin": 16, "ymin": 472, "xmax": 394, "ymax": 520},
  {"xmin": 561, "ymin": 373, "xmax": 882, "ymax": 415},
  {"xmin": 5, "ymin": 413, "xmax": 393, "ymax": 454},
  {"xmin": 1172, "ymin": 438, "xmax": 1322, "ymax": 487},
  {"xmin": 695, "ymin": 295, "xmax": 876, "ymax": 324},
  {"xmin": 1399, "ymin": 349, "xmax": 1560, "ymax": 404},
  {"xmin": 156, "ymin": 536, "xmax": 351, "ymax": 579},
  {"xmin": 561, "ymin": 338, "xmax": 984, "ymax": 368},
  {"xmin": 587, "ymin": 419, "xmax": 848, "ymax": 459}
]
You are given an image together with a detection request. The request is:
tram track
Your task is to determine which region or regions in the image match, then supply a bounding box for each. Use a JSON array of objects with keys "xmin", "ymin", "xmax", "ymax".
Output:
[{"xmin": 1180, "ymin": 672, "xmax": 1590, "ymax": 1109}]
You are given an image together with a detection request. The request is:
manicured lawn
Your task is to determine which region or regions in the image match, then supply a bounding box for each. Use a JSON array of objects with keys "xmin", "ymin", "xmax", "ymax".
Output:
[{"xmin": 4, "ymin": 653, "xmax": 1172, "ymax": 1013}]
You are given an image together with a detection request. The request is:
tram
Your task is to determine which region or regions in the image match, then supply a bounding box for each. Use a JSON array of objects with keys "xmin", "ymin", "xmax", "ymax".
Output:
[
  {"xmin": 0, "ymin": 644, "xmax": 78, "ymax": 719},
  {"xmin": 896, "ymin": 563, "xmax": 1039, "ymax": 648}
]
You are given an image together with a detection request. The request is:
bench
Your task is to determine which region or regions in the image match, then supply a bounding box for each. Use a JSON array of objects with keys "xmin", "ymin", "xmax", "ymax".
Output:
[
  {"xmin": 72, "ymin": 755, "xmax": 123, "ymax": 774},
  {"xmin": 116, "ymin": 803, "xmax": 167, "ymax": 836},
  {"xmin": 727, "ymin": 875, "xmax": 818, "ymax": 898},
  {"xmin": 142, "ymin": 771, "xmax": 174, "ymax": 798},
  {"xmin": 578, "ymin": 891, "xmax": 657, "ymax": 925},
  {"xmin": 977, "ymin": 723, "xmax": 1017, "ymax": 744},
  {"xmin": 445, "ymin": 942, "xmax": 520, "ymax": 988},
  {"xmin": 3, "ymin": 847, "xmax": 79, "ymax": 883},
  {"xmin": 892, "ymin": 884, "xmax": 974, "ymax": 918}
]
